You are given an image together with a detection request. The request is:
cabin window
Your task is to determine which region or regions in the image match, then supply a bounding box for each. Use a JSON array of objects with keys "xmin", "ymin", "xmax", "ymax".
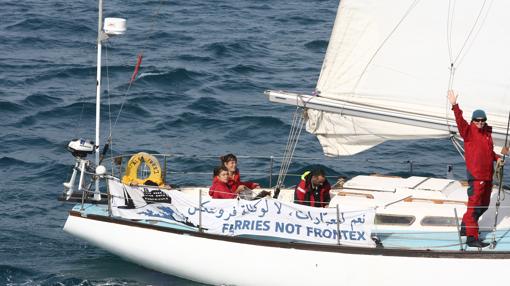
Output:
[
  {"xmin": 420, "ymin": 216, "xmax": 458, "ymax": 227},
  {"xmin": 374, "ymin": 214, "xmax": 415, "ymax": 226}
]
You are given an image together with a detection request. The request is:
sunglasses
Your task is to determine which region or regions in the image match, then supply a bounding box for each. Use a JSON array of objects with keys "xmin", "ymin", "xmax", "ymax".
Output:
[{"xmin": 473, "ymin": 118, "xmax": 486, "ymax": 123}]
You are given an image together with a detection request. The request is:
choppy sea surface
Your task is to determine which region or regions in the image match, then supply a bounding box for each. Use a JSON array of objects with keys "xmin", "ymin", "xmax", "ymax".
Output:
[{"xmin": 0, "ymin": 0, "xmax": 474, "ymax": 285}]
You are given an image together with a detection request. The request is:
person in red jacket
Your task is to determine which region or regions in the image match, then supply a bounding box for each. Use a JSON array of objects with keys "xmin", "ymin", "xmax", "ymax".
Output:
[
  {"xmin": 294, "ymin": 169, "xmax": 331, "ymax": 208},
  {"xmin": 209, "ymin": 166, "xmax": 237, "ymax": 199},
  {"xmin": 448, "ymin": 90, "xmax": 507, "ymax": 248},
  {"xmin": 220, "ymin": 154, "xmax": 260, "ymax": 194}
]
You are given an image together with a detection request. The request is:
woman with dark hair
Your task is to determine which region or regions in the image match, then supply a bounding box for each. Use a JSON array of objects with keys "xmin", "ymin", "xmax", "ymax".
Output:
[{"xmin": 220, "ymin": 153, "xmax": 260, "ymax": 194}]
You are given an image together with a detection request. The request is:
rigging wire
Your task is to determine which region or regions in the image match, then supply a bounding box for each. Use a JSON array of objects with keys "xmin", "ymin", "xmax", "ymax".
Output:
[
  {"xmin": 450, "ymin": 136, "xmax": 465, "ymax": 160},
  {"xmin": 491, "ymin": 111, "xmax": 510, "ymax": 247},
  {"xmin": 104, "ymin": 43, "xmax": 115, "ymax": 172},
  {"xmin": 110, "ymin": 0, "xmax": 166, "ymax": 133},
  {"xmin": 72, "ymin": 45, "xmax": 98, "ymax": 139},
  {"xmin": 448, "ymin": 0, "xmax": 490, "ymax": 68},
  {"xmin": 274, "ymin": 106, "xmax": 306, "ymax": 198},
  {"xmin": 98, "ymin": 0, "xmax": 167, "ymax": 160},
  {"xmin": 445, "ymin": 0, "xmax": 491, "ymax": 156}
]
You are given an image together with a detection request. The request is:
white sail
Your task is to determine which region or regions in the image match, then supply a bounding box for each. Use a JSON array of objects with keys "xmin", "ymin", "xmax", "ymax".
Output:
[{"xmin": 270, "ymin": 0, "xmax": 510, "ymax": 156}]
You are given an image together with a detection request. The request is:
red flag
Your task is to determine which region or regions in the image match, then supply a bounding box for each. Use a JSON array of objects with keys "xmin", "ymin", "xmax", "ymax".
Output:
[{"xmin": 130, "ymin": 53, "xmax": 143, "ymax": 83}]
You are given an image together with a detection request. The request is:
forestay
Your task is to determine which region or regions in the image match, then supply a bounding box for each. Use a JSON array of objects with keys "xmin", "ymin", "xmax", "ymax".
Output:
[
  {"xmin": 108, "ymin": 179, "xmax": 376, "ymax": 247},
  {"xmin": 303, "ymin": 0, "xmax": 510, "ymax": 156}
]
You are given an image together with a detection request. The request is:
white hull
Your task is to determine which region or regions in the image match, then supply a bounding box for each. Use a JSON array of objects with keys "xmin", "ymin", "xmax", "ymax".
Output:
[{"xmin": 64, "ymin": 212, "xmax": 510, "ymax": 286}]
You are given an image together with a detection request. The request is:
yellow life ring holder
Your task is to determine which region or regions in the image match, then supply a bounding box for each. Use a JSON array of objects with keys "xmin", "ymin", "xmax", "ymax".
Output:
[{"xmin": 121, "ymin": 152, "xmax": 164, "ymax": 186}]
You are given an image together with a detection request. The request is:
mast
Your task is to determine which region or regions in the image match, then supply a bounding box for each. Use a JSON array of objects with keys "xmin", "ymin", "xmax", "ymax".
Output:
[{"xmin": 94, "ymin": 0, "xmax": 104, "ymax": 201}]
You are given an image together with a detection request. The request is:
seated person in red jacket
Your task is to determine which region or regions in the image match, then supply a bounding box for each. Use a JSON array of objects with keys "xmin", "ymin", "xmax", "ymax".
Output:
[
  {"xmin": 209, "ymin": 166, "xmax": 238, "ymax": 199},
  {"xmin": 294, "ymin": 169, "xmax": 331, "ymax": 208},
  {"xmin": 220, "ymin": 153, "xmax": 260, "ymax": 194}
]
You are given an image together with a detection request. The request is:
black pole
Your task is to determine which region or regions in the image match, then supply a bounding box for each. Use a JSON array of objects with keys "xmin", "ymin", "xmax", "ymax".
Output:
[{"xmin": 273, "ymin": 187, "xmax": 281, "ymax": 199}]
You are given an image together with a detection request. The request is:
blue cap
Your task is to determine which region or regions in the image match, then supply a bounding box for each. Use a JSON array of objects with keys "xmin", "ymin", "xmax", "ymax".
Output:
[{"xmin": 472, "ymin": 109, "xmax": 487, "ymax": 120}]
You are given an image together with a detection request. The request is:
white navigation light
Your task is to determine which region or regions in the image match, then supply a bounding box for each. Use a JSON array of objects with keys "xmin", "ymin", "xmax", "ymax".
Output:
[
  {"xmin": 104, "ymin": 18, "xmax": 126, "ymax": 35},
  {"xmin": 96, "ymin": 165, "xmax": 107, "ymax": 175}
]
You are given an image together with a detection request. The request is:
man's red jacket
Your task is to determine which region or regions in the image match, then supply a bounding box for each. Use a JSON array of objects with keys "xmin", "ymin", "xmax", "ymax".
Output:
[{"xmin": 452, "ymin": 104, "xmax": 498, "ymax": 180}]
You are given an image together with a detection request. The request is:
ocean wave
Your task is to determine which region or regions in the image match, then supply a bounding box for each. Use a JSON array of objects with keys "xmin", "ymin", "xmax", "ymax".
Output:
[
  {"xmin": 153, "ymin": 112, "xmax": 228, "ymax": 130},
  {"xmin": 125, "ymin": 92, "xmax": 189, "ymax": 106},
  {"xmin": 230, "ymin": 115, "xmax": 286, "ymax": 127},
  {"xmin": 12, "ymin": 102, "xmax": 94, "ymax": 128},
  {"xmin": 228, "ymin": 64, "xmax": 264, "ymax": 75},
  {"xmin": 0, "ymin": 101, "xmax": 24, "ymax": 113},
  {"xmin": 11, "ymin": 101, "xmax": 153, "ymax": 129},
  {"xmin": 176, "ymin": 54, "xmax": 214, "ymax": 63},
  {"xmin": 0, "ymin": 157, "xmax": 33, "ymax": 169},
  {"xmin": 287, "ymin": 15, "xmax": 327, "ymax": 25},
  {"xmin": 187, "ymin": 97, "xmax": 226, "ymax": 113},
  {"xmin": 304, "ymin": 39, "xmax": 328, "ymax": 52},
  {"xmin": 0, "ymin": 265, "xmax": 35, "ymax": 286},
  {"xmin": 5, "ymin": 17, "xmax": 94, "ymax": 35},
  {"xmin": 135, "ymin": 67, "xmax": 208, "ymax": 87},
  {"xmin": 246, "ymin": 4, "xmax": 272, "ymax": 10},
  {"xmin": 0, "ymin": 136, "xmax": 53, "ymax": 153},
  {"xmin": 150, "ymin": 31, "xmax": 196, "ymax": 43},
  {"xmin": 21, "ymin": 93, "xmax": 62, "ymax": 107},
  {"xmin": 25, "ymin": 66, "xmax": 96, "ymax": 85},
  {"xmin": 203, "ymin": 40, "xmax": 269, "ymax": 58}
]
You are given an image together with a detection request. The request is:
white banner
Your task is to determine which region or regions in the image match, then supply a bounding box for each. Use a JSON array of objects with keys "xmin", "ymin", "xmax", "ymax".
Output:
[{"xmin": 108, "ymin": 179, "xmax": 375, "ymax": 247}]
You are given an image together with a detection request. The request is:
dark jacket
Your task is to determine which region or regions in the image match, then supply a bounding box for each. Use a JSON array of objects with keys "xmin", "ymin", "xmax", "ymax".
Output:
[{"xmin": 294, "ymin": 171, "xmax": 331, "ymax": 207}]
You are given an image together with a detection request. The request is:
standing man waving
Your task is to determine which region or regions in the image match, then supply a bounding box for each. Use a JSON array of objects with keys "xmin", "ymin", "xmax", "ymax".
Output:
[{"xmin": 448, "ymin": 90, "xmax": 507, "ymax": 248}]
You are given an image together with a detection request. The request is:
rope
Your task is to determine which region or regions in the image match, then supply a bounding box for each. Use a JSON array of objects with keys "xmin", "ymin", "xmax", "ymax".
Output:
[
  {"xmin": 101, "ymin": 0, "xmax": 167, "ymax": 159},
  {"xmin": 450, "ymin": 136, "xmax": 465, "ymax": 160},
  {"xmin": 274, "ymin": 106, "xmax": 306, "ymax": 193},
  {"xmin": 446, "ymin": 0, "xmax": 490, "ymax": 68},
  {"xmin": 445, "ymin": 0, "xmax": 491, "ymax": 160}
]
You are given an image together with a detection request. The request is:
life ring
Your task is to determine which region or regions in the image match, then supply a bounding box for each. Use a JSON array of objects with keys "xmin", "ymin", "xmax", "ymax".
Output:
[{"xmin": 121, "ymin": 152, "xmax": 164, "ymax": 186}]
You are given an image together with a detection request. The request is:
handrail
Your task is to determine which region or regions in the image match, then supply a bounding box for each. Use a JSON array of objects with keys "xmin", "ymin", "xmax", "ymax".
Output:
[
  {"xmin": 103, "ymin": 152, "xmax": 460, "ymax": 188},
  {"xmin": 105, "ymin": 152, "xmax": 441, "ymax": 164}
]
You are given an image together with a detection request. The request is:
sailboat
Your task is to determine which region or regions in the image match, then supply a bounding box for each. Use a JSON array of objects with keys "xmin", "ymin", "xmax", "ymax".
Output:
[{"xmin": 62, "ymin": 0, "xmax": 510, "ymax": 285}]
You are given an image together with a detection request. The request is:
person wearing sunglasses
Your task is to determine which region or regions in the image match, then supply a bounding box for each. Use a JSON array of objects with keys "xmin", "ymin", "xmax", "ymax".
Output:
[{"xmin": 448, "ymin": 90, "xmax": 507, "ymax": 248}]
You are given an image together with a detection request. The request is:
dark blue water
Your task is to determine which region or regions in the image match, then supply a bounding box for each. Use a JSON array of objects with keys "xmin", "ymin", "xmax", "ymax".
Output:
[{"xmin": 0, "ymin": 0, "xmax": 469, "ymax": 285}]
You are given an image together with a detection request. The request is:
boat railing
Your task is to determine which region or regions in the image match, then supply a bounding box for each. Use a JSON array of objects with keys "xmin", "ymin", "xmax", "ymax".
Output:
[
  {"xmin": 74, "ymin": 178, "xmax": 510, "ymax": 251},
  {"xmin": 103, "ymin": 153, "xmax": 447, "ymax": 188}
]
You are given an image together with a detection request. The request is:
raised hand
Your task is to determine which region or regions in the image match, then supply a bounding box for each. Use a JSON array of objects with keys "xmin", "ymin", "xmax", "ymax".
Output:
[{"xmin": 447, "ymin": 90, "xmax": 458, "ymax": 105}]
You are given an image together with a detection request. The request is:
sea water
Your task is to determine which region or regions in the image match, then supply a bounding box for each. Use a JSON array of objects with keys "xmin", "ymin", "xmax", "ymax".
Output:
[{"xmin": 0, "ymin": 0, "xmax": 470, "ymax": 285}]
